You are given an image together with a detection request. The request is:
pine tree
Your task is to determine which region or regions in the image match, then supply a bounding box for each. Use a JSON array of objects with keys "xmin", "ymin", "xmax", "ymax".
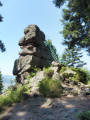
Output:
[
  {"xmin": 0, "ymin": 1, "xmax": 5, "ymax": 52},
  {"xmin": 0, "ymin": 71, "xmax": 3, "ymax": 94},
  {"xmin": 44, "ymin": 39, "xmax": 59, "ymax": 62},
  {"xmin": 53, "ymin": 0, "xmax": 90, "ymax": 55},
  {"xmin": 61, "ymin": 46, "xmax": 86, "ymax": 68}
]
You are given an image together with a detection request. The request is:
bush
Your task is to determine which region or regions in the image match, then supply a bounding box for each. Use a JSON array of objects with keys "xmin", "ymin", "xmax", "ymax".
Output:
[
  {"xmin": 71, "ymin": 68, "xmax": 90, "ymax": 84},
  {"xmin": 60, "ymin": 67, "xmax": 90, "ymax": 84},
  {"xmin": 27, "ymin": 66, "xmax": 41, "ymax": 80},
  {"xmin": 77, "ymin": 111, "xmax": 90, "ymax": 120},
  {"xmin": 39, "ymin": 77, "xmax": 63, "ymax": 97},
  {"xmin": 43, "ymin": 68, "xmax": 54, "ymax": 78},
  {"xmin": 0, "ymin": 84, "xmax": 29, "ymax": 113},
  {"xmin": 60, "ymin": 66, "xmax": 67, "ymax": 73}
]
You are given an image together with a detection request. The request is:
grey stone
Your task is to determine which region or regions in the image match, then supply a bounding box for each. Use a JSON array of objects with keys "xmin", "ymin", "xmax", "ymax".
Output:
[
  {"xmin": 51, "ymin": 61, "xmax": 60, "ymax": 66},
  {"xmin": 64, "ymin": 68, "xmax": 76, "ymax": 75},
  {"xmin": 52, "ymin": 72, "xmax": 62, "ymax": 81},
  {"xmin": 29, "ymin": 71, "xmax": 45, "ymax": 87},
  {"xmin": 52, "ymin": 103, "xmax": 58, "ymax": 108},
  {"xmin": 82, "ymin": 88, "xmax": 90, "ymax": 96},
  {"xmin": 13, "ymin": 25, "xmax": 53, "ymax": 83},
  {"xmin": 41, "ymin": 98, "xmax": 52, "ymax": 107},
  {"xmin": 68, "ymin": 107, "xmax": 77, "ymax": 114},
  {"xmin": 0, "ymin": 115, "xmax": 11, "ymax": 120},
  {"xmin": 19, "ymin": 24, "xmax": 45, "ymax": 46},
  {"xmin": 49, "ymin": 66, "xmax": 59, "ymax": 73},
  {"xmin": 19, "ymin": 44, "xmax": 53, "ymax": 61}
]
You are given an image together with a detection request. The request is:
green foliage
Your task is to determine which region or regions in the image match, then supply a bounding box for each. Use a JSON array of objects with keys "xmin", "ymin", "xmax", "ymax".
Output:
[
  {"xmin": 71, "ymin": 68, "xmax": 90, "ymax": 84},
  {"xmin": 53, "ymin": 0, "xmax": 90, "ymax": 55},
  {"xmin": 77, "ymin": 111, "xmax": 90, "ymax": 120},
  {"xmin": 0, "ymin": 1, "xmax": 5, "ymax": 52},
  {"xmin": 27, "ymin": 66, "xmax": 41, "ymax": 80},
  {"xmin": 60, "ymin": 66, "xmax": 67, "ymax": 73},
  {"xmin": 43, "ymin": 67, "xmax": 54, "ymax": 78},
  {"xmin": 44, "ymin": 40, "xmax": 60, "ymax": 63},
  {"xmin": 0, "ymin": 71, "xmax": 3, "ymax": 94},
  {"xmin": 0, "ymin": 1, "xmax": 3, "ymax": 22},
  {"xmin": 39, "ymin": 77, "xmax": 63, "ymax": 97},
  {"xmin": 61, "ymin": 47, "xmax": 86, "ymax": 68},
  {"xmin": 0, "ymin": 84, "xmax": 29, "ymax": 112},
  {"xmin": 60, "ymin": 67, "xmax": 90, "ymax": 84}
]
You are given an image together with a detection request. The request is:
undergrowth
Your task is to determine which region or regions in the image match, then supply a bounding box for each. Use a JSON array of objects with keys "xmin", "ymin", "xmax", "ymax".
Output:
[
  {"xmin": 43, "ymin": 67, "xmax": 54, "ymax": 78},
  {"xmin": 0, "ymin": 84, "xmax": 30, "ymax": 113},
  {"xmin": 60, "ymin": 66, "xmax": 90, "ymax": 84},
  {"xmin": 39, "ymin": 77, "xmax": 63, "ymax": 97},
  {"xmin": 77, "ymin": 111, "xmax": 90, "ymax": 120},
  {"xmin": 27, "ymin": 66, "xmax": 41, "ymax": 80}
]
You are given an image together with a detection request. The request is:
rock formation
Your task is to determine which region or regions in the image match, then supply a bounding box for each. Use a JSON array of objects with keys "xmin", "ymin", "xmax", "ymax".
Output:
[{"xmin": 13, "ymin": 24, "xmax": 53, "ymax": 83}]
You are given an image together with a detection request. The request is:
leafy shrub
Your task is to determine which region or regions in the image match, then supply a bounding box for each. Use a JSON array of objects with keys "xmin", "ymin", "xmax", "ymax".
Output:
[
  {"xmin": 43, "ymin": 68, "xmax": 54, "ymax": 78},
  {"xmin": 27, "ymin": 66, "xmax": 41, "ymax": 80},
  {"xmin": 39, "ymin": 77, "xmax": 63, "ymax": 97},
  {"xmin": 60, "ymin": 66, "xmax": 67, "ymax": 73},
  {"xmin": 0, "ymin": 84, "xmax": 29, "ymax": 112},
  {"xmin": 71, "ymin": 68, "xmax": 90, "ymax": 84},
  {"xmin": 60, "ymin": 67, "xmax": 90, "ymax": 84},
  {"xmin": 77, "ymin": 111, "xmax": 90, "ymax": 120}
]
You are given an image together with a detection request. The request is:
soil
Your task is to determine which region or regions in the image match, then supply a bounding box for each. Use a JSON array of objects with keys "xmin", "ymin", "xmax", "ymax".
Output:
[{"xmin": 0, "ymin": 94, "xmax": 90, "ymax": 120}]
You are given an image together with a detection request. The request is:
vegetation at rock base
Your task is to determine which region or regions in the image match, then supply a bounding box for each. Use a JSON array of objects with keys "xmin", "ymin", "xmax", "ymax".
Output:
[
  {"xmin": 43, "ymin": 67, "xmax": 54, "ymax": 78},
  {"xmin": 77, "ymin": 111, "xmax": 90, "ymax": 120},
  {"xmin": 60, "ymin": 66, "xmax": 90, "ymax": 84},
  {"xmin": 60, "ymin": 66, "xmax": 67, "ymax": 73},
  {"xmin": 39, "ymin": 77, "xmax": 63, "ymax": 97},
  {"xmin": 0, "ymin": 83, "xmax": 30, "ymax": 113},
  {"xmin": 27, "ymin": 66, "xmax": 41, "ymax": 80},
  {"xmin": 71, "ymin": 68, "xmax": 90, "ymax": 84}
]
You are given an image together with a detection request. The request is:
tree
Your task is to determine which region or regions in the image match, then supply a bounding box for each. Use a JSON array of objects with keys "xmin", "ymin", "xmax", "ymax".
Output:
[
  {"xmin": 61, "ymin": 46, "xmax": 86, "ymax": 68},
  {"xmin": 0, "ymin": 71, "xmax": 3, "ymax": 94},
  {"xmin": 53, "ymin": 0, "xmax": 90, "ymax": 55},
  {"xmin": 44, "ymin": 39, "xmax": 60, "ymax": 62},
  {"xmin": 0, "ymin": 1, "xmax": 5, "ymax": 52}
]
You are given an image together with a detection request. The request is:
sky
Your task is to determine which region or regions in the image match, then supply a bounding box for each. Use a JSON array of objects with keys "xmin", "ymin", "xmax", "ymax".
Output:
[{"xmin": 0, "ymin": 0, "xmax": 90, "ymax": 75}]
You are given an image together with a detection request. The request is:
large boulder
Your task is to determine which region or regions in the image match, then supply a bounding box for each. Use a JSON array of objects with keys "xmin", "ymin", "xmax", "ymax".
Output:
[
  {"xmin": 13, "ymin": 25, "xmax": 54, "ymax": 83},
  {"xmin": 19, "ymin": 24, "xmax": 45, "ymax": 46}
]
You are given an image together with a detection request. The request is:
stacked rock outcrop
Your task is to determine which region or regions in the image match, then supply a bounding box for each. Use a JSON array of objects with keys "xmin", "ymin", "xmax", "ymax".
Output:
[{"xmin": 13, "ymin": 24, "xmax": 53, "ymax": 83}]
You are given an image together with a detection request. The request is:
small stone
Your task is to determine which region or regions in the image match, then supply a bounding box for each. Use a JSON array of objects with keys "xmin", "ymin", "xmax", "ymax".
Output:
[
  {"xmin": 41, "ymin": 98, "xmax": 52, "ymax": 108},
  {"xmin": 59, "ymin": 108, "xmax": 63, "ymax": 112},
  {"xmin": 52, "ymin": 103, "xmax": 58, "ymax": 108}
]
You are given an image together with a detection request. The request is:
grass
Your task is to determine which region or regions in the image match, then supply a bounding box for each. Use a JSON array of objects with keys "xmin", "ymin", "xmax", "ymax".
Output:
[
  {"xmin": 39, "ymin": 77, "xmax": 63, "ymax": 97},
  {"xmin": 77, "ymin": 111, "xmax": 90, "ymax": 120},
  {"xmin": 0, "ymin": 84, "xmax": 30, "ymax": 113},
  {"xmin": 60, "ymin": 66, "xmax": 90, "ymax": 84},
  {"xmin": 26, "ymin": 66, "xmax": 41, "ymax": 80},
  {"xmin": 43, "ymin": 67, "xmax": 54, "ymax": 78}
]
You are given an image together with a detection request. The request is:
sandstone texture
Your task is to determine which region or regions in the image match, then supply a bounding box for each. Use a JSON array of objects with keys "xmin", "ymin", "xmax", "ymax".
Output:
[{"xmin": 13, "ymin": 24, "xmax": 53, "ymax": 83}]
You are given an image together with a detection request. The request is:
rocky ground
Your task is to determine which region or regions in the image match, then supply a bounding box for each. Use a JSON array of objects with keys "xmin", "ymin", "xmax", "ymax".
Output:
[{"xmin": 0, "ymin": 94, "xmax": 90, "ymax": 120}]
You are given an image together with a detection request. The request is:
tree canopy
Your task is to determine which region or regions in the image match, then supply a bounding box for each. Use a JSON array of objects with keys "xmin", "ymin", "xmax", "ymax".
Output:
[
  {"xmin": 53, "ymin": 0, "xmax": 90, "ymax": 55},
  {"xmin": 61, "ymin": 46, "xmax": 86, "ymax": 68},
  {"xmin": 0, "ymin": 71, "xmax": 3, "ymax": 94},
  {"xmin": 0, "ymin": 1, "xmax": 5, "ymax": 52}
]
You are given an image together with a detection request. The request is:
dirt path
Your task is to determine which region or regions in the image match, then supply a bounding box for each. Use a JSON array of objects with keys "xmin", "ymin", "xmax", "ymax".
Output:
[{"xmin": 0, "ymin": 95, "xmax": 90, "ymax": 120}]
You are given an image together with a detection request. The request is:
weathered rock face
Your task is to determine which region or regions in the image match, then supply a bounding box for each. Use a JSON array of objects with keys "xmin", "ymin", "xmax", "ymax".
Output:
[{"xmin": 13, "ymin": 24, "xmax": 53, "ymax": 83}]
